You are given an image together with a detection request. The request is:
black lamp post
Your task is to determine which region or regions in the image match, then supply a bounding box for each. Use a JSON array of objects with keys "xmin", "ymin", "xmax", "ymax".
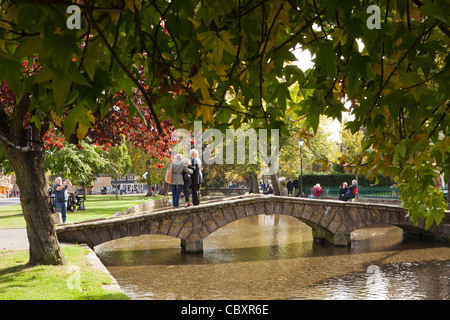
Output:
[{"xmin": 298, "ymin": 138, "xmax": 304, "ymax": 197}]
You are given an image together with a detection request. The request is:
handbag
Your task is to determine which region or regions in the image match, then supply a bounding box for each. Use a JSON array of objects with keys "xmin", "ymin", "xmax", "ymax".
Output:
[{"xmin": 164, "ymin": 163, "xmax": 173, "ymax": 184}]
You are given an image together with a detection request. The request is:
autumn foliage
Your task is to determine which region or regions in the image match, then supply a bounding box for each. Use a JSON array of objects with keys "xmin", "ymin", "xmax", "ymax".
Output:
[{"xmin": 87, "ymin": 90, "xmax": 175, "ymax": 159}]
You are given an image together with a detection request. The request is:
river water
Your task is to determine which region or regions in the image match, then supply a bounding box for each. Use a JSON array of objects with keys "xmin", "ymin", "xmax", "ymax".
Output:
[{"xmin": 95, "ymin": 201, "xmax": 450, "ymax": 300}]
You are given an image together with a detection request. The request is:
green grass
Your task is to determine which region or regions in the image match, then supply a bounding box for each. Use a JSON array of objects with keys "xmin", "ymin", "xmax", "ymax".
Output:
[
  {"xmin": 0, "ymin": 195, "xmax": 165, "ymax": 300},
  {"xmin": 0, "ymin": 194, "xmax": 167, "ymax": 229},
  {"xmin": 0, "ymin": 245, "xmax": 129, "ymax": 300},
  {"xmin": 0, "ymin": 204, "xmax": 24, "ymax": 229}
]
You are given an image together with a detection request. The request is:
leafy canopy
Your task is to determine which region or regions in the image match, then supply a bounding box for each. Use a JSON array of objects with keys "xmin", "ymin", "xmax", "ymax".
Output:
[{"xmin": 0, "ymin": 0, "xmax": 448, "ymax": 226}]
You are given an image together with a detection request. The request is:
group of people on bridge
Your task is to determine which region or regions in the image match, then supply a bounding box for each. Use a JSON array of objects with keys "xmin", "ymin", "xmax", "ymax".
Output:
[
  {"xmin": 338, "ymin": 180, "xmax": 358, "ymax": 201},
  {"xmin": 286, "ymin": 178, "xmax": 358, "ymax": 201},
  {"xmin": 165, "ymin": 149, "xmax": 203, "ymax": 208}
]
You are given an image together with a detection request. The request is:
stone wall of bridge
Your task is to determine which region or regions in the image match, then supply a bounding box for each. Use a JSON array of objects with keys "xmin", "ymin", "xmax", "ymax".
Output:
[{"xmin": 56, "ymin": 195, "xmax": 450, "ymax": 253}]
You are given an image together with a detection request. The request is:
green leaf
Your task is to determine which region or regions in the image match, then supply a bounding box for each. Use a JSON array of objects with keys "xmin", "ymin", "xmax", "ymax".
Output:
[
  {"xmin": 117, "ymin": 76, "xmax": 135, "ymax": 98},
  {"xmin": 83, "ymin": 39, "xmax": 105, "ymax": 81},
  {"xmin": 127, "ymin": 96, "xmax": 147, "ymax": 125},
  {"xmin": 314, "ymin": 42, "xmax": 336, "ymax": 78},
  {"xmin": 393, "ymin": 139, "xmax": 407, "ymax": 164},
  {"xmin": 15, "ymin": 36, "xmax": 42, "ymax": 58},
  {"xmin": 63, "ymin": 105, "xmax": 94, "ymax": 139},
  {"xmin": 53, "ymin": 75, "xmax": 72, "ymax": 108},
  {"xmin": 0, "ymin": 57, "xmax": 24, "ymax": 101},
  {"xmin": 361, "ymin": 137, "xmax": 373, "ymax": 151},
  {"xmin": 396, "ymin": 0, "xmax": 407, "ymax": 18}
]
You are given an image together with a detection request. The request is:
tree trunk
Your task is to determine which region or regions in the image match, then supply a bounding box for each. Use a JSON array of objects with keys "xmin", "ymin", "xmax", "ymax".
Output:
[
  {"xmin": 161, "ymin": 182, "xmax": 170, "ymax": 196},
  {"xmin": 82, "ymin": 183, "xmax": 87, "ymax": 201},
  {"xmin": 146, "ymin": 178, "xmax": 153, "ymax": 197},
  {"xmin": 253, "ymin": 174, "xmax": 260, "ymax": 193},
  {"xmin": 114, "ymin": 176, "xmax": 119, "ymax": 200},
  {"xmin": 1, "ymin": 145, "xmax": 66, "ymax": 266},
  {"xmin": 248, "ymin": 173, "xmax": 259, "ymax": 194},
  {"xmin": 249, "ymin": 174, "xmax": 254, "ymax": 193},
  {"xmin": 271, "ymin": 173, "xmax": 281, "ymax": 196}
]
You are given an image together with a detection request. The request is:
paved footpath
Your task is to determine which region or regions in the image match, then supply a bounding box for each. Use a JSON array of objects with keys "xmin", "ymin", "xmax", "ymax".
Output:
[
  {"xmin": 0, "ymin": 197, "xmax": 20, "ymax": 207},
  {"xmin": 0, "ymin": 228, "xmax": 29, "ymax": 251},
  {"xmin": 0, "ymin": 198, "xmax": 26, "ymax": 251}
]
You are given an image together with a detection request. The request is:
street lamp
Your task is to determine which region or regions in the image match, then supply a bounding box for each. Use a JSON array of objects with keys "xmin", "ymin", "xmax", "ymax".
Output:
[{"xmin": 298, "ymin": 138, "xmax": 304, "ymax": 197}]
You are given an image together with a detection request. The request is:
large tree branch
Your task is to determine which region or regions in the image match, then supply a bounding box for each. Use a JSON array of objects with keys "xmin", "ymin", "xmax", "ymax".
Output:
[{"xmin": 85, "ymin": 4, "xmax": 162, "ymax": 133}]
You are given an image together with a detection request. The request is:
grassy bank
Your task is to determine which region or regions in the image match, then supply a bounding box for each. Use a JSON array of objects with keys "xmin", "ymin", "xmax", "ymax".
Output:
[
  {"xmin": 0, "ymin": 245, "xmax": 129, "ymax": 300},
  {"xmin": 0, "ymin": 194, "xmax": 166, "ymax": 229},
  {"xmin": 0, "ymin": 195, "xmax": 166, "ymax": 300}
]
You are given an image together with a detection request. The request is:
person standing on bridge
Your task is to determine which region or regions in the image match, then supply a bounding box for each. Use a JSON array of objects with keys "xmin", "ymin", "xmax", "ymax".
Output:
[
  {"xmin": 190, "ymin": 149, "xmax": 203, "ymax": 206},
  {"xmin": 293, "ymin": 178, "xmax": 300, "ymax": 196},
  {"xmin": 168, "ymin": 154, "xmax": 193, "ymax": 208},
  {"xmin": 182, "ymin": 157, "xmax": 193, "ymax": 207},
  {"xmin": 287, "ymin": 178, "xmax": 294, "ymax": 196},
  {"xmin": 53, "ymin": 177, "xmax": 72, "ymax": 223}
]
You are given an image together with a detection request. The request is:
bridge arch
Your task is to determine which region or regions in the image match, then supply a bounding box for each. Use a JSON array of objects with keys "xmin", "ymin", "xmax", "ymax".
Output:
[{"xmin": 56, "ymin": 195, "xmax": 450, "ymax": 253}]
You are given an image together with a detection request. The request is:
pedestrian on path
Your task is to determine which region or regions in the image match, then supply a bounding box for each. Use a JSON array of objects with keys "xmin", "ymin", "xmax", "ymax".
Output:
[{"xmin": 53, "ymin": 177, "xmax": 72, "ymax": 223}]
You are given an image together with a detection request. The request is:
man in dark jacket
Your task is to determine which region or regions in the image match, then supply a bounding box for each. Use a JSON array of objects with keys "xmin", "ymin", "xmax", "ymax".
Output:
[
  {"xmin": 287, "ymin": 178, "xmax": 294, "ymax": 195},
  {"xmin": 53, "ymin": 177, "xmax": 72, "ymax": 223},
  {"xmin": 339, "ymin": 182, "xmax": 348, "ymax": 201},
  {"xmin": 190, "ymin": 149, "xmax": 203, "ymax": 206},
  {"xmin": 293, "ymin": 178, "xmax": 300, "ymax": 195}
]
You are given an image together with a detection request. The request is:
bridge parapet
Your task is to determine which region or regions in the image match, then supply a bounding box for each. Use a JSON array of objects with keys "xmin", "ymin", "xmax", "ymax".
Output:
[
  {"xmin": 56, "ymin": 195, "xmax": 450, "ymax": 253},
  {"xmin": 200, "ymin": 188, "xmax": 250, "ymax": 196}
]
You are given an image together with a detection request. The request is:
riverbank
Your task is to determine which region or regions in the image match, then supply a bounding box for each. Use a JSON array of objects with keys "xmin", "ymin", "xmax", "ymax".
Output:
[
  {"xmin": 0, "ymin": 244, "xmax": 129, "ymax": 300},
  {"xmin": 0, "ymin": 194, "xmax": 167, "ymax": 300}
]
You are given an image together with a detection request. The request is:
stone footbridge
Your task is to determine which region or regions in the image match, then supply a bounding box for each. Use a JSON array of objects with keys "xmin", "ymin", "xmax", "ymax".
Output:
[{"xmin": 56, "ymin": 195, "xmax": 450, "ymax": 253}]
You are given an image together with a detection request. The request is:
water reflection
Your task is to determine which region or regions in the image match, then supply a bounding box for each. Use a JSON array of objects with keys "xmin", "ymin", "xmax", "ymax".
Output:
[
  {"xmin": 95, "ymin": 214, "xmax": 450, "ymax": 300},
  {"xmin": 291, "ymin": 261, "xmax": 450, "ymax": 300}
]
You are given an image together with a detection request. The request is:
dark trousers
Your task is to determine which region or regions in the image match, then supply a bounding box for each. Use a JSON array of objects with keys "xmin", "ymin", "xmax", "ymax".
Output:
[
  {"xmin": 192, "ymin": 184, "xmax": 201, "ymax": 206},
  {"xmin": 55, "ymin": 201, "xmax": 67, "ymax": 223},
  {"xmin": 183, "ymin": 182, "xmax": 191, "ymax": 203},
  {"xmin": 170, "ymin": 185, "xmax": 182, "ymax": 208}
]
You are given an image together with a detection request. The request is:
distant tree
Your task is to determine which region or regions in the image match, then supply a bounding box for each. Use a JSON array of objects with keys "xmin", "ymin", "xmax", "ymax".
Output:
[
  {"xmin": 128, "ymin": 145, "xmax": 169, "ymax": 197},
  {"xmin": 45, "ymin": 139, "xmax": 114, "ymax": 200},
  {"xmin": 102, "ymin": 143, "xmax": 132, "ymax": 200}
]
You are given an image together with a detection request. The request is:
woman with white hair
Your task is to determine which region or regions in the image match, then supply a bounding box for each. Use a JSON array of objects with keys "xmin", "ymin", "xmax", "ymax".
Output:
[
  {"xmin": 167, "ymin": 153, "xmax": 193, "ymax": 208},
  {"xmin": 343, "ymin": 179, "xmax": 357, "ymax": 201},
  {"xmin": 190, "ymin": 149, "xmax": 203, "ymax": 205}
]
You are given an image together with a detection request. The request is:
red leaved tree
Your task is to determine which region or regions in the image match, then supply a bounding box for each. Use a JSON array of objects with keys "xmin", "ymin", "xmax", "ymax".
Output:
[{"xmin": 87, "ymin": 89, "xmax": 175, "ymax": 196}]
